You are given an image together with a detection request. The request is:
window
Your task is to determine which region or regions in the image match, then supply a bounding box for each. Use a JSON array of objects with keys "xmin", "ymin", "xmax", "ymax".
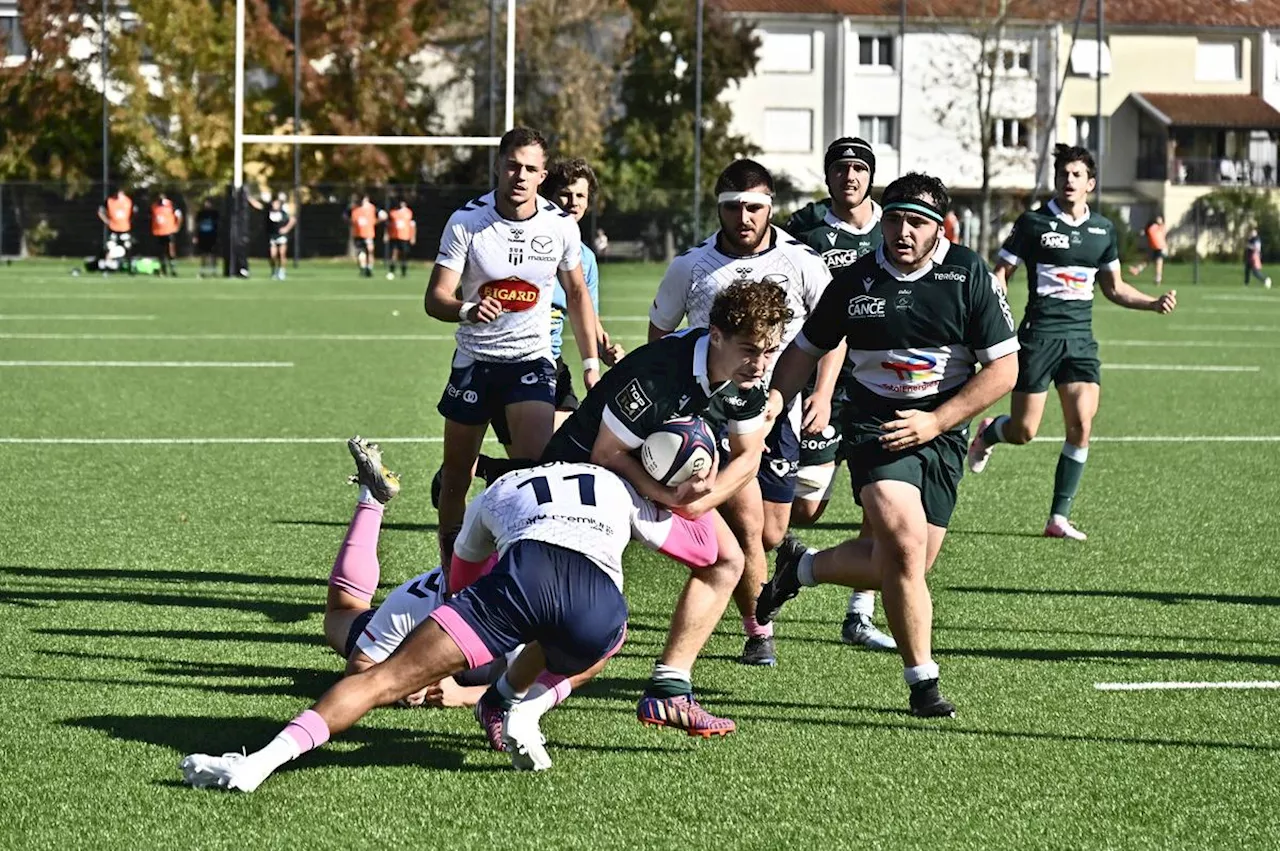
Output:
[
  {"xmin": 764, "ymin": 108, "xmax": 813, "ymax": 153},
  {"xmin": 1072, "ymin": 115, "xmax": 1109, "ymax": 156},
  {"xmin": 987, "ymin": 46, "xmax": 1033, "ymax": 73},
  {"xmin": 1069, "ymin": 38, "xmax": 1112, "ymax": 78},
  {"xmin": 1196, "ymin": 40, "xmax": 1241, "ymax": 81},
  {"xmin": 858, "ymin": 115, "xmax": 897, "ymax": 148},
  {"xmin": 0, "ymin": 16, "xmax": 27, "ymax": 58},
  {"xmin": 994, "ymin": 118, "xmax": 1032, "ymax": 149},
  {"xmin": 858, "ymin": 35, "xmax": 894, "ymax": 68},
  {"xmin": 759, "ymin": 31, "xmax": 813, "ymax": 73}
]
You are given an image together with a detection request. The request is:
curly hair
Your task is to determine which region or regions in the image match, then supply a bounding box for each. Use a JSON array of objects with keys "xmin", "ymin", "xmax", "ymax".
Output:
[
  {"xmin": 709, "ymin": 278, "xmax": 792, "ymax": 343},
  {"xmin": 544, "ymin": 158, "xmax": 598, "ymax": 204}
]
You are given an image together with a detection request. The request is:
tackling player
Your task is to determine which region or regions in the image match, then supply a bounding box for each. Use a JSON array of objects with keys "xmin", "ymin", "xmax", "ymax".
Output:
[
  {"xmin": 149, "ymin": 191, "xmax": 182, "ymax": 276},
  {"xmin": 758, "ymin": 172, "xmax": 1020, "ymax": 718},
  {"xmin": 385, "ymin": 199, "xmax": 416, "ymax": 279},
  {"xmin": 966, "ymin": 145, "xmax": 1177, "ymax": 540},
  {"xmin": 349, "ymin": 193, "xmax": 385, "ymax": 278},
  {"xmin": 544, "ymin": 278, "xmax": 789, "ymax": 734},
  {"xmin": 649, "ymin": 159, "xmax": 836, "ymax": 667},
  {"xmin": 424, "ymin": 126, "xmax": 601, "ymax": 572},
  {"xmin": 784, "ymin": 137, "xmax": 895, "ymax": 653},
  {"xmin": 180, "ymin": 461, "xmax": 719, "ymax": 787}
]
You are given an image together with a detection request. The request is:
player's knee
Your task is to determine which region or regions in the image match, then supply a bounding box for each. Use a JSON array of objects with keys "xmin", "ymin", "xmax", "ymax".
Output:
[
  {"xmin": 709, "ymin": 542, "xmax": 746, "ymax": 587},
  {"xmin": 790, "ymin": 498, "xmax": 824, "ymax": 526},
  {"xmin": 1066, "ymin": 421, "xmax": 1091, "ymax": 446},
  {"xmin": 1004, "ymin": 420, "xmax": 1037, "ymax": 445},
  {"xmin": 761, "ymin": 513, "xmax": 789, "ymax": 552}
]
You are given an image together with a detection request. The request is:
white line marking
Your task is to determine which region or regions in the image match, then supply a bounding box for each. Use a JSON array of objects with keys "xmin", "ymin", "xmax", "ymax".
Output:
[
  {"xmin": 0, "ymin": 314, "xmax": 157, "ymax": 321},
  {"xmin": 1106, "ymin": 364, "xmax": 1259, "ymax": 372},
  {"xmin": 1170, "ymin": 324, "xmax": 1280, "ymax": 333},
  {"xmin": 0, "ymin": 333, "xmax": 454, "ymax": 342},
  {"xmin": 1095, "ymin": 680, "xmax": 1280, "ymax": 691},
  {"xmin": 0, "ymin": 436, "xmax": 496, "ymax": 445},
  {"xmin": 1, "ymin": 435, "xmax": 1278, "ymax": 446},
  {"xmin": 1204, "ymin": 294, "xmax": 1280, "ymax": 303},
  {"xmin": 1101, "ymin": 339, "xmax": 1280, "ymax": 349},
  {"xmin": 0, "ymin": 360, "xmax": 293, "ymax": 368}
]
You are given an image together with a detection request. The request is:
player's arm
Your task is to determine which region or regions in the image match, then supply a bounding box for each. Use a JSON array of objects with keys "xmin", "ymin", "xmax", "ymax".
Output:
[
  {"xmin": 97, "ymin": 205, "xmax": 108, "ymax": 225},
  {"xmin": 424, "ymin": 215, "xmax": 501, "ymax": 323},
  {"xmin": 799, "ymin": 256, "xmax": 841, "ymax": 432},
  {"xmin": 281, "ymin": 215, "xmax": 296, "ymax": 235},
  {"xmin": 625, "ymin": 483, "xmax": 718, "ymax": 569},
  {"xmin": 768, "ymin": 278, "xmax": 848, "ymax": 415},
  {"xmin": 409, "ymin": 221, "xmax": 417, "ymax": 246},
  {"xmin": 993, "ymin": 215, "xmax": 1028, "ymax": 290},
  {"xmin": 1098, "ymin": 229, "xmax": 1176, "ymax": 314},
  {"xmin": 449, "ymin": 495, "xmax": 496, "ymax": 594},
  {"xmin": 679, "ymin": 419, "xmax": 766, "ymax": 519},
  {"xmin": 647, "ymin": 256, "xmax": 692, "ymax": 341},
  {"xmin": 560, "ymin": 263, "xmax": 601, "ymax": 388},
  {"xmin": 589, "ymin": 423, "xmax": 708, "ymax": 510}
]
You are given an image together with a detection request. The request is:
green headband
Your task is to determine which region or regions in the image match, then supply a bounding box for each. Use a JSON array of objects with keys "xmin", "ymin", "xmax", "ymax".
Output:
[{"xmin": 882, "ymin": 200, "xmax": 945, "ymax": 224}]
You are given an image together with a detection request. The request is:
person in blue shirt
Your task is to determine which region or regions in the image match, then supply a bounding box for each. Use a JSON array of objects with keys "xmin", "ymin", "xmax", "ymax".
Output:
[{"xmin": 544, "ymin": 158, "xmax": 623, "ymax": 427}]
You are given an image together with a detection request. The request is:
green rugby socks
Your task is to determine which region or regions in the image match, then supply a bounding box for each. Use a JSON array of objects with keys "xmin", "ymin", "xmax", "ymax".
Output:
[{"xmin": 1050, "ymin": 442, "xmax": 1089, "ymax": 518}]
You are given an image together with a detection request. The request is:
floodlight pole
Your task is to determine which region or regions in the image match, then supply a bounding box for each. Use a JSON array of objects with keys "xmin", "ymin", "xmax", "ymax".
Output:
[
  {"xmin": 897, "ymin": 0, "xmax": 906, "ymax": 175},
  {"xmin": 504, "ymin": 0, "xmax": 515, "ymax": 130},
  {"xmin": 693, "ymin": 0, "xmax": 704, "ymax": 238},
  {"xmin": 488, "ymin": 0, "xmax": 497, "ymax": 175},
  {"xmin": 1095, "ymin": 0, "xmax": 1103, "ymax": 204},
  {"xmin": 233, "ymin": 0, "xmax": 246, "ymax": 189},
  {"xmin": 293, "ymin": 0, "xmax": 301, "ymax": 267},
  {"xmin": 101, "ymin": 0, "xmax": 109, "ymax": 243}
]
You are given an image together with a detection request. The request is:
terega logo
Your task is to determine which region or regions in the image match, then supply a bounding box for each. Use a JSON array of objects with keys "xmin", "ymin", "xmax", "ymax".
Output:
[
  {"xmin": 881, "ymin": 351, "xmax": 939, "ymax": 382},
  {"xmin": 480, "ymin": 278, "xmax": 540, "ymax": 311}
]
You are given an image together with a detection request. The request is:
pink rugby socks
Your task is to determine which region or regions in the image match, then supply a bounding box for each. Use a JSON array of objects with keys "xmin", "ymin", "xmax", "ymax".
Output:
[{"xmin": 329, "ymin": 498, "xmax": 384, "ymax": 602}]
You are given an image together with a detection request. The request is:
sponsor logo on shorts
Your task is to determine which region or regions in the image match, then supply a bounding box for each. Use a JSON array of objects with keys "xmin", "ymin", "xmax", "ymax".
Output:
[
  {"xmin": 800, "ymin": 425, "xmax": 840, "ymax": 452},
  {"xmin": 768, "ymin": 458, "xmax": 797, "ymax": 479},
  {"xmin": 521, "ymin": 372, "xmax": 540, "ymax": 385},
  {"xmin": 480, "ymin": 277, "xmax": 540, "ymax": 311},
  {"xmin": 848, "ymin": 295, "xmax": 886, "ymax": 319},
  {"xmin": 1041, "ymin": 232, "xmax": 1071, "ymax": 250},
  {"xmin": 615, "ymin": 378, "xmax": 652, "ymax": 421},
  {"xmin": 446, "ymin": 383, "xmax": 462, "ymax": 398},
  {"xmin": 462, "ymin": 390, "xmax": 479, "ymax": 404},
  {"xmin": 933, "ymin": 269, "xmax": 966, "ymax": 282}
]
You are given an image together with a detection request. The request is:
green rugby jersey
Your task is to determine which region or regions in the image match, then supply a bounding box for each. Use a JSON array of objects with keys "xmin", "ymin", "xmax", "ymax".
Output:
[
  {"xmin": 794, "ymin": 203, "xmax": 883, "ymax": 275},
  {"xmin": 998, "ymin": 199, "xmax": 1120, "ymax": 337},
  {"xmin": 547, "ymin": 328, "xmax": 768, "ymax": 462},
  {"xmin": 795, "ymin": 241, "xmax": 1020, "ymax": 430}
]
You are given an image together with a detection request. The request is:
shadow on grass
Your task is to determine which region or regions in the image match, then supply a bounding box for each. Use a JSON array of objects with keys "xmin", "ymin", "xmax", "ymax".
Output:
[
  {"xmin": 572, "ymin": 676, "xmax": 730, "ymax": 703},
  {"xmin": 34, "ymin": 627, "xmax": 326, "ymax": 647},
  {"xmin": 67, "ymin": 713, "xmax": 678, "ymax": 776},
  {"xmin": 276, "ymin": 519, "xmax": 438, "ymax": 533},
  {"xmin": 950, "ymin": 585, "xmax": 1280, "ymax": 608},
  {"xmin": 0, "ymin": 587, "xmax": 313, "ymax": 622},
  {"xmin": 0, "ymin": 565, "xmax": 318, "ymax": 586}
]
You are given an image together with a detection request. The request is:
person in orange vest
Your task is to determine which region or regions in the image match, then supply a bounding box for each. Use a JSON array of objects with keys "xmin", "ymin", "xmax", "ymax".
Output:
[
  {"xmin": 943, "ymin": 209, "xmax": 962, "ymax": 245},
  {"xmin": 98, "ymin": 188, "xmax": 135, "ymax": 268},
  {"xmin": 150, "ymin": 190, "xmax": 183, "ymax": 276},
  {"xmin": 384, "ymin": 199, "xmax": 416, "ymax": 279},
  {"xmin": 348, "ymin": 193, "xmax": 386, "ymax": 278},
  {"xmin": 1127, "ymin": 214, "xmax": 1167, "ymax": 284}
]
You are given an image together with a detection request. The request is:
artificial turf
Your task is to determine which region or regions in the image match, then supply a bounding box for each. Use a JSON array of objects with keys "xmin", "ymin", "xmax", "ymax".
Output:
[{"xmin": 1, "ymin": 256, "xmax": 1277, "ymax": 849}]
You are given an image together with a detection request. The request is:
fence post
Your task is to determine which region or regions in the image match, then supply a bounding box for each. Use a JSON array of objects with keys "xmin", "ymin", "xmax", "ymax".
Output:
[{"xmin": 1193, "ymin": 200, "xmax": 1200, "ymax": 286}]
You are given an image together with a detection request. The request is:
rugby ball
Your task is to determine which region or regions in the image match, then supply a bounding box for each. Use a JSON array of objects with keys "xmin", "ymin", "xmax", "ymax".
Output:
[{"xmin": 640, "ymin": 417, "xmax": 717, "ymax": 486}]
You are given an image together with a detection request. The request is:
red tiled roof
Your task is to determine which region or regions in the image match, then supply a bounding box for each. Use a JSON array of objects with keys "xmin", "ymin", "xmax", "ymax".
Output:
[
  {"xmin": 1134, "ymin": 92, "xmax": 1280, "ymax": 128},
  {"xmin": 713, "ymin": 0, "xmax": 1280, "ymax": 29}
]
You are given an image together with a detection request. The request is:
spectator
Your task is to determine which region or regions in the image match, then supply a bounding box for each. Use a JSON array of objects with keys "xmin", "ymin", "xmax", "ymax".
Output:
[
  {"xmin": 593, "ymin": 227, "xmax": 609, "ymax": 259},
  {"xmin": 1244, "ymin": 226, "xmax": 1272, "ymax": 288},
  {"xmin": 1128, "ymin": 215, "xmax": 1167, "ymax": 285}
]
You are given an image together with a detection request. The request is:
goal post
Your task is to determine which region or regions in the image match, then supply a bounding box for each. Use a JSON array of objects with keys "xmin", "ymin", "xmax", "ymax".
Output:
[{"xmin": 231, "ymin": 0, "xmax": 517, "ymax": 189}]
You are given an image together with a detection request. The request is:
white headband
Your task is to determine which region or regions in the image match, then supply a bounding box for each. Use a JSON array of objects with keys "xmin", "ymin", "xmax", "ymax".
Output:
[{"xmin": 717, "ymin": 191, "xmax": 773, "ymax": 206}]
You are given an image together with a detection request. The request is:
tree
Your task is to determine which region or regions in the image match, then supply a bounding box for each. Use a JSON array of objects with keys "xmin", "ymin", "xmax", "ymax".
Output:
[
  {"xmin": 0, "ymin": 0, "xmax": 107, "ymax": 188},
  {"xmin": 600, "ymin": 0, "xmax": 759, "ymax": 255},
  {"xmin": 918, "ymin": 0, "xmax": 1047, "ymax": 256}
]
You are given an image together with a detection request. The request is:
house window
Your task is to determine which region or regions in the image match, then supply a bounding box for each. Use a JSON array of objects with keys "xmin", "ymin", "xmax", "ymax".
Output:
[
  {"xmin": 1072, "ymin": 115, "xmax": 1109, "ymax": 156},
  {"xmin": 987, "ymin": 45, "xmax": 1033, "ymax": 73},
  {"xmin": 858, "ymin": 35, "xmax": 894, "ymax": 69},
  {"xmin": 1069, "ymin": 38, "xmax": 1112, "ymax": 78},
  {"xmin": 759, "ymin": 31, "xmax": 813, "ymax": 73},
  {"xmin": 858, "ymin": 115, "xmax": 897, "ymax": 148},
  {"xmin": 764, "ymin": 108, "xmax": 813, "ymax": 153},
  {"xmin": 1196, "ymin": 40, "xmax": 1241, "ymax": 81},
  {"xmin": 994, "ymin": 118, "xmax": 1032, "ymax": 149},
  {"xmin": 0, "ymin": 16, "xmax": 27, "ymax": 58}
]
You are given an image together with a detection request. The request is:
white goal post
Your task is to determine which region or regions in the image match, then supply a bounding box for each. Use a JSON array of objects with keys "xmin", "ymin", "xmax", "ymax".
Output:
[{"xmin": 231, "ymin": 0, "xmax": 516, "ymax": 188}]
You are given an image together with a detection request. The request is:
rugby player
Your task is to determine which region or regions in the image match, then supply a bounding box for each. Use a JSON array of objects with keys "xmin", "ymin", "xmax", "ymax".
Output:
[
  {"xmin": 784, "ymin": 137, "xmax": 895, "ymax": 653},
  {"xmin": 192, "ymin": 198, "xmax": 219, "ymax": 276},
  {"xmin": 757, "ymin": 172, "xmax": 1020, "ymax": 718},
  {"xmin": 264, "ymin": 197, "xmax": 294, "ymax": 280},
  {"xmin": 149, "ymin": 191, "xmax": 182, "ymax": 276},
  {"xmin": 349, "ymin": 193, "xmax": 385, "ymax": 278},
  {"xmin": 385, "ymin": 199, "xmax": 416, "ymax": 279},
  {"xmin": 180, "ymin": 461, "xmax": 719, "ymax": 787},
  {"xmin": 543, "ymin": 278, "xmax": 788, "ymax": 733},
  {"xmin": 648, "ymin": 159, "xmax": 835, "ymax": 667},
  {"xmin": 966, "ymin": 145, "xmax": 1177, "ymax": 540},
  {"xmin": 98, "ymin": 188, "xmax": 134, "ymax": 268},
  {"xmin": 424, "ymin": 127, "xmax": 601, "ymax": 573}
]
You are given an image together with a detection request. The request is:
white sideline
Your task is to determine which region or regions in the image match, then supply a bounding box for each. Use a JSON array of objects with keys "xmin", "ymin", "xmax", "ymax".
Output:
[
  {"xmin": 0, "ymin": 314, "xmax": 157, "ymax": 321},
  {"xmin": 1204, "ymin": 295, "xmax": 1280, "ymax": 303},
  {"xmin": 1169, "ymin": 324, "xmax": 1280, "ymax": 332},
  {"xmin": 0, "ymin": 360, "xmax": 293, "ymax": 368},
  {"xmin": 1095, "ymin": 681, "xmax": 1280, "ymax": 691},
  {"xmin": 1105, "ymin": 364, "xmax": 1259, "ymax": 372},
  {"xmin": 0, "ymin": 435, "xmax": 1277, "ymax": 446}
]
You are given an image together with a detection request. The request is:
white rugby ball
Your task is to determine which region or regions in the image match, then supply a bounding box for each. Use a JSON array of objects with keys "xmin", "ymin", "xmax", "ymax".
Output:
[{"xmin": 640, "ymin": 417, "xmax": 717, "ymax": 486}]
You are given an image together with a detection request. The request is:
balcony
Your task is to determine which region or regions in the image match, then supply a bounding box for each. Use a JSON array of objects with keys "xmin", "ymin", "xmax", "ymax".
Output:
[
  {"xmin": 1128, "ymin": 92, "xmax": 1280, "ymax": 189},
  {"xmin": 1138, "ymin": 155, "xmax": 1279, "ymax": 186}
]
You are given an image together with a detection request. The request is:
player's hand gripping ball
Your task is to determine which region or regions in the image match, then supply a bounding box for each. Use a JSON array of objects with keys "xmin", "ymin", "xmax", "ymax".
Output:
[{"xmin": 640, "ymin": 416, "xmax": 717, "ymax": 486}]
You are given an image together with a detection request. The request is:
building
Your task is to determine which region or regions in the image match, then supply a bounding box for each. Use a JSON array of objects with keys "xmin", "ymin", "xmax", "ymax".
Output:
[{"xmin": 717, "ymin": 0, "xmax": 1280, "ymax": 248}]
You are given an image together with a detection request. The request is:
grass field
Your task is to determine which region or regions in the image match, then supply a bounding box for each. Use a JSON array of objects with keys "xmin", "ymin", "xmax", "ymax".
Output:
[{"xmin": 1, "ymin": 256, "xmax": 1278, "ymax": 849}]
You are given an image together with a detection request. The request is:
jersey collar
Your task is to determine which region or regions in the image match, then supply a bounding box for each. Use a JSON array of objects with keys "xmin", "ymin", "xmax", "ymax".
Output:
[
  {"xmin": 1048, "ymin": 198, "xmax": 1091, "ymax": 228},
  {"xmin": 874, "ymin": 238, "xmax": 952, "ymax": 282},
  {"xmin": 692, "ymin": 331, "xmax": 729, "ymax": 397},
  {"xmin": 823, "ymin": 200, "xmax": 882, "ymax": 236}
]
